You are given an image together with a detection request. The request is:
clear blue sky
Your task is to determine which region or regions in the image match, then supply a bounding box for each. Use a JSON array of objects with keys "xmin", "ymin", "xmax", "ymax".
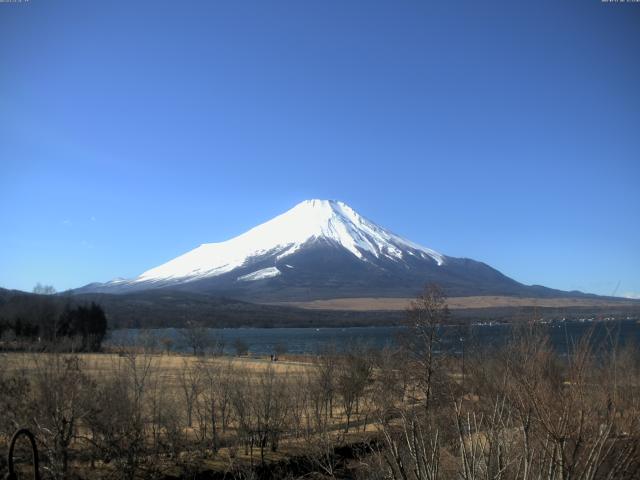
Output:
[{"xmin": 1, "ymin": 1, "xmax": 638, "ymax": 297}]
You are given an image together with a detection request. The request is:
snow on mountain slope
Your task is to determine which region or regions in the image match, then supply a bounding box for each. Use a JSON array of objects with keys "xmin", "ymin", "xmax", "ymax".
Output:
[
  {"xmin": 131, "ymin": 199, "xmax": 444, "ymax": 285},
  {"xmin": 237, "ymin": 267, "xmax": 281, "ymax": 282}
]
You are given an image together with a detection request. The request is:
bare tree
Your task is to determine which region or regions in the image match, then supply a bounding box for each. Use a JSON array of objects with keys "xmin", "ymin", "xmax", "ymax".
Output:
[
  {"xmin": 251, "ymin": 365, "xmax": 291, "ymax": 463},
  {"xmin": 178, "ymin": 358, "xmax": 202, "ymax": 428},
  {"xmin": 233, "ymin": 338, "xmax": 249, "ymax": 356},
  {"xmin": 0, "ymin": 355, "xmax": 32, "ymax": 444},
  {"xmin": 85, "ymin": 351, "xmax": 157, "ymax": 480},
  {"xmin": 314, "ymin": 345, "xmax": 338, "ymax": 421},
  {"xmin": 179, "ymin": 321, "xmax": 221, "ymax": 356},
  {"xmin": 30, "ymin": 354, "xmax": 95, "ymax": 479},
  {"xmin": 373, "ymin": 284, "xmax": 449, "ymax": 480},
  {"xmin": 230, "ymin": 367, "xmax": 255, "ymax": 461},
  {"xmin": 198, "ymin": 358, "xmax": 235, "ymax": 452},
  {"xmin": 377, "ymin": 407, "xmax": 441, "ymax": 480},
  {"xmin": 336, "ymin": 345, "xmax": 373, "ymax": 433},
  {"xmin": 405, "ymin": 283, "xmax": 450, "ymax": 413}
]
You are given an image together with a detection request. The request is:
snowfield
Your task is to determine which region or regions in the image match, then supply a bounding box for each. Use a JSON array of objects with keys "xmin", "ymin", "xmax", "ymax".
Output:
[
  {"xmin": 237, "ymin": 267, "xmax": 282, "ymax": 282},
  {"xmin": 121, "ymin": 199, "xmax": 445, "ymax": 286}
]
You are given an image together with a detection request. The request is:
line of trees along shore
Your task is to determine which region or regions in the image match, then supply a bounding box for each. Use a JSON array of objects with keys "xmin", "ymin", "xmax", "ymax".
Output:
[{"xmin": 0, "ymin": 285, "xmax": 639, "ymax": 479}]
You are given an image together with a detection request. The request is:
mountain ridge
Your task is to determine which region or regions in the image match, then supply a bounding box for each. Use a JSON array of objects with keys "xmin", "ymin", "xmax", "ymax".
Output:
[{"xmin": 74, "ymin": 199, "xmax": 603, "ymax": 301}]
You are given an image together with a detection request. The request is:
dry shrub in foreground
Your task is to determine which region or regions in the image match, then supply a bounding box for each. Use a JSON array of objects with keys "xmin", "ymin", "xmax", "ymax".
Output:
[{"xmin": 374, "ymin": 318, "xmax": 640, "ymax": 480}]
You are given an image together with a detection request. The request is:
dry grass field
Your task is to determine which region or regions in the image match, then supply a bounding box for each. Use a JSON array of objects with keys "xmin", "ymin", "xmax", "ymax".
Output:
[
  {"xmin": 270, "ymin": 295, "xmax": 640, "ymax": 311},
  {"xmin": 1, "ymin": 351, "xmax": 316, "ymax": 377},
  {"xmin": 0, "ymin": 350, "xmax": 382, "ymax": 479}
]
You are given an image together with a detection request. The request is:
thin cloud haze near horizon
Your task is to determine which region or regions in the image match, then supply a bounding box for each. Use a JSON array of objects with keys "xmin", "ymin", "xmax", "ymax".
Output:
[{"xmin": 0, "ymin": 0, "xmax": 638, "ymax": 296}]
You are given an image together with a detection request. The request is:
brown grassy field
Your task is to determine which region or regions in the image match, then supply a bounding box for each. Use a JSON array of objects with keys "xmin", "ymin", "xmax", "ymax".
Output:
[
  {"xmin": 1, "ymin": 351, "xmax": 315, "ymax": 376},
  {"xmin": 0, "ymin": 351, "xmax": 379, "ymax": 478},
  {"xmin": 269, "ymin": 295, "xmax": 639, "ymax": 311}
]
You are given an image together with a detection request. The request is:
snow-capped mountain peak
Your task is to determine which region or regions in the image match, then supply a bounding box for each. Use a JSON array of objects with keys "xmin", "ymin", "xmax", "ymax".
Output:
[
  {"xmin": 132, "ymin": 199, "xmax": 444, "ymax": 285},
  {"xmin": 75, "ymin": 199, "xmax": 578, "ymax": 301}
]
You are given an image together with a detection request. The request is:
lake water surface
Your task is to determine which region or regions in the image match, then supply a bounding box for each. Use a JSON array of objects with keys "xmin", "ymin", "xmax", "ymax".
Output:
[{"xmin": 107, "ymin": 319, "xmax": 640, "ymax": 356}]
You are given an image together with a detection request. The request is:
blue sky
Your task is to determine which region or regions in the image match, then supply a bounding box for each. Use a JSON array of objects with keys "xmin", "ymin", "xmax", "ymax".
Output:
[{"xmin": 1, "ymin": 0, "xmax": 638, "ymax": 297}]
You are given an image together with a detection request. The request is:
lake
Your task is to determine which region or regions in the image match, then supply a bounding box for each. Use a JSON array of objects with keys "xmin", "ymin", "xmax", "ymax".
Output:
[{"xmin": 106, "ymin": 318, "xmax": 640, "ymax": 356}]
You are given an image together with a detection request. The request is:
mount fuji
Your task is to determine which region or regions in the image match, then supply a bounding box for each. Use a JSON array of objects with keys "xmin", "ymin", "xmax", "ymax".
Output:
[{"xmin": 76, "ymin": 199, "xmax": 585, "ymax": 301}]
